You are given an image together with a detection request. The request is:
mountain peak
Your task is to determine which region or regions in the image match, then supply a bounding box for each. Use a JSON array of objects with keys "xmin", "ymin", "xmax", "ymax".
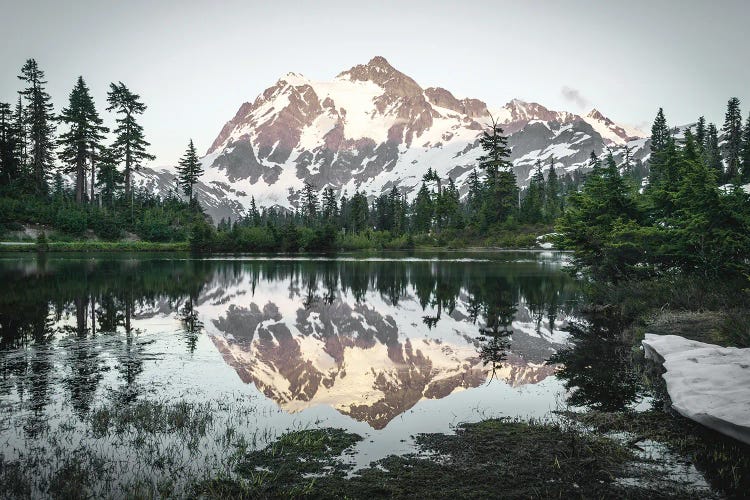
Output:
[
  {"xmin": 586, "ymin": 108, "xmax": 607, "ymax": 121},
  {"xmin": 337, "ymin": 56, "xmax": 423, "ymax": 98},
  {"xmin": 367, "ymin": 55, "xmax": 394, "ymax": 70},
  {"xmin": 279, "ymin": 72, "xmax": 310, "ymax": 87}
]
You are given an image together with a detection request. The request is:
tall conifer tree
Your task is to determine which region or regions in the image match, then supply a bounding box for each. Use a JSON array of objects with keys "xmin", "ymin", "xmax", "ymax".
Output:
[
  {"xmin": 18, "ymin": 59, "xmax": 56, "ymax": 194},
  {"xmin": 106, "ymin": 82, "xmax": 154, "ymax": 198},
  {"xmin": 740, "ymin": 112, "xmax": 750, "ymax": 182},
  {"xmin": 722, "ymin": 97, "xmax": 743, "ymax": 182},
  {"xmin": 176, "ymin": 139, "xmax": 203, "ymax": 204},
  {"xmin": 545, "ymin": 156, "xmax": 560, "ymax": 221},
  {"xmin": 0, "ymin": 102, "xmax": 21, "ymax": 185},
  {"xmin": 477, "ymin": 116, "xmax": 516, "ymax": 226},
  {"xmin": 705, "ymin": 124, "xmax": 723, "ymax": 178},
  {"xmin": 58, "ymin": 76, "xmax": 108, "ymax": 204}
]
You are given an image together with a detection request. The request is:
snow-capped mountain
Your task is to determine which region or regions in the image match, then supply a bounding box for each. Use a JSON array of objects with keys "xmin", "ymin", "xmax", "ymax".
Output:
[{"xmin": 137, "ymin": 56, "xmax": 648, "ymax": 221}]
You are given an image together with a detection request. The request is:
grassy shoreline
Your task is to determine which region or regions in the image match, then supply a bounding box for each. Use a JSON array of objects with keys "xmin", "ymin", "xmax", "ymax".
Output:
[
  {"xmin": 0, "ymin": 241, "xmax": 559, "ymax": 253},
  {"xmin": 0, "ymin": 241, "xmax": 189, "ymax": 252}
]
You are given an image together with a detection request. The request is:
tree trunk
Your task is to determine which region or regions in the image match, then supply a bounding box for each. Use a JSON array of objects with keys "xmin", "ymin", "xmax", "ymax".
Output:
[
  {"xmin": 90, "ymin": 156, "xmax": 95, "ymax": 204},
  {"xmin": 76, "ymin": 158, "xmax": 85, "ymax": 204}
]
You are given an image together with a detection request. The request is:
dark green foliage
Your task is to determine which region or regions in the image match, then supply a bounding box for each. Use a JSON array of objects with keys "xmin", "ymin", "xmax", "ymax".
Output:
[
  {"xmin": 558, "ymin": 152, "xmax": 644, "ymax": 281},
  {"xmin": 560, "ymin": 102, "xmax": 750, "ymax": 282},
  {"xmin": 58, "ymin": 76, "xmax": 108, "ymax": 204},
  {"xmin": 189, "ymin": 219, "xmax": 215, "ymax": 252},
  {"xmin": 89, "ymin": 211, "xmax": 122, "ymax": 240},
  {"xmin": 1, "ymin": 59, "xmax": 204, "ymax": 244},
  {"xmin": 520, "ymin": 160, "xmax": 545, "ymax": 223},
  {"xmin": 476, "ymin": 119, "xmax": 518, "ymax": 228},
  {"xmin": 412, "ymin": 182, "xmax": 433, "ymax": 233},
  {"xmin": 722, "ymin": 97, "xmax": 743, "ymax": 182},
  {"xmin": 650, "ymin": 107, "xmax": 670, "ymax": 153},
  {"xmin": 18, "ymin": 59, "xmax": 56, "ymax": 194},
  {"xmin": 301, "ymin": 181, "xmax": 318, "ymax": 223},
  {"xmin": 0, "ymin": 101, "xmax": 22, "ymax": 185},
  {"xmin": 741, "ymin": 112, "xmax": 750, "ymax": 182},
  {"xmin": 106, "ymin": 82, "xmax": 155, "ymax": 197},
  {"xmin": 176, "ymin": 139, "xmax": 203, "ymax": 203},
  {"xmin": 704, "ymin": 123, "xmax": 723, "ymax": 178},
  {"xmin": 545, "ymin": 156, "xmax": 561, "ymax": 221},
  {"xmin": 95, "ymin": 148, "xmax": 124, "ymax": 207},
  {"xmin": 54, "ymin": 206, "xmax": 88, "ymax": 236}
]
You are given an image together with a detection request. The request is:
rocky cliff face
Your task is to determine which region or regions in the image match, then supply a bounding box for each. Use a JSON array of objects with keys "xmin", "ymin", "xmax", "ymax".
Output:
[{"xmin": 137, "ymin": 56, "xmax": 648, "ymax": 222}]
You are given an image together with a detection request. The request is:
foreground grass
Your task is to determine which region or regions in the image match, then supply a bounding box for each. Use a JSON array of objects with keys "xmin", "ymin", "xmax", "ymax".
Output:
[
  {"xmin": 2, "ymin": 395, "xmax": 744, "ymax": 499},
  {"xmin": 195, "ymin": 419, "xmax": 709, "ymax": 499}
]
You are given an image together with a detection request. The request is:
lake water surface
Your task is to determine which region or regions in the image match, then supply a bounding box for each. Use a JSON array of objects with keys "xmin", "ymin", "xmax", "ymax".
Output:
[{"xmin": 1, "ymin": 251, "xmax": 589, "ymax": 489}]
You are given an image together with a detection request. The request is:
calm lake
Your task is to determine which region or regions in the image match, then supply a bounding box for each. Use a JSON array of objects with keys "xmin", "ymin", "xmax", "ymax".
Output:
[{"xmin": 2, "ymin": 250, "xmax": 658, "ymax": 492}]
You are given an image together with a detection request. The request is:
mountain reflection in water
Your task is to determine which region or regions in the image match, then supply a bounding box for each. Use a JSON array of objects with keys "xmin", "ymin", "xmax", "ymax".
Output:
[{"xmin": 0, "ymin": 253, "xmax": 579, "ymax": 431}]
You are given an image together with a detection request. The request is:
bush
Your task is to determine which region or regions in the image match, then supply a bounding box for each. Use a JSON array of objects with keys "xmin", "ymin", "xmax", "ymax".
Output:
[
  {"xmin": 135, "ymin": 209, "xmax": 176, "ymax": 242},
  {"xmin": 189, "ymin": 220, "xmax": 215, "ymax": 252},
  {"xmin": 235, "ymin": 226, "xmax": 276, "ymax": 251},
  {"xmin": 54, "ymin": 207, "xmax": 87, "ymax": 236},
  {"xmin": 90, "ymin": 211, "xmax": 123, "ymax": 241}
]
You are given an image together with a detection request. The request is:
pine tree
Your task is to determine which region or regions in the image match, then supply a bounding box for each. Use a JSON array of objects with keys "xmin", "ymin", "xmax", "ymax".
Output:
[
  {"xmin": 477, "ymin": 117, "xmax": 516, "ymax": 226},
  {"xmin": 705, "ymin": 124, "xmax": 723, "ymax": 179},
  {"xmin": 422, "ymin": 167, "xmax": 442, "ymax": 195},
  {"xmin": 695, "ymin": 116, "xmax": 707, "ymax": 154},
  {"xmin": 412, "ymin": 182, "xmax": 433, "ymax": 233},
  {"xmin": 545, "ymin": 156, "xmax": 560, "ymax": 221},
  {"xmin": 558, "ymin": 151, "xmax": 641, "ymax": 280},
  {"xmin": 650, "ymin": 108, "xmax": 670, "ymax": 153},
  {"xmin": 723, "ymin": 97, "xmax": 743, "ymax": 182},
  {"xmin": 442, "ymin": 177, "xmax": 462, "ymax": 229},
  {"xmin": 622, "ymin": 145, "xmax": 634, "ymax": 174},
  {"xmin": 95, "ymin": 147, "xmax": 123, "ymax": 207},
  {"xmin": 18, "ymin": 59, "xmax": 56, "ymax": 194},
  {"xmin": 301, "ymin": 182, "xmax": 319, "ymax": 224},
  {"xmin": 176, "ymin": 139, "xmax": 203, "ymax": 204},
  {"xmin": 13, "ymin": 97, "xmax": 26, "ymax": 171},
  {"xmin": 520, "ymin": 160, "xmax": 545, "ymax": 223},
  {"xmin": 249, "ymin": 196, "xmax": 261, "ymax": 226},
  {"xmin": 107, "ymin": 82, "xmax": 155, "ymax": 198},
  {"xmin": 0, "ymin": 101, "xmax": 21, "ymax": 185},
  {"xmin": 648, "ymin": 108, "xmax": 671, "ymax": 187},
  {"xmin": 348, "ymin": 191, "xmax": 369, "ymax": 232},
  {"xmin": 321, "ymin": 188, "xmax": 338, "ymax": 222},
  {"xmin": 741, "ymin": 112, "xmax": 750, "ymax": 183},
  {"xmin": 58, "ymin": 76, "xmax": 108, "ymax": 204},
  {"xmin": 477, "ymin": 116, "xmax": 513, "ymax": 184},
  {"xmin": 681, "ymin": 129, "xmax": 700, "ymax": 164},
  {"xmin": 387, "ymin": 186, "xmax": 405, "ymax": 234},
  {"xmin": 466, "ymin": 168, "xmax": 483, "ymax": 225}
]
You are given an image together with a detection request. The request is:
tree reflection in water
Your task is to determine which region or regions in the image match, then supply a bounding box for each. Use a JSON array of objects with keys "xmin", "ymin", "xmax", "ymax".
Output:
[
  {"xmin": 549, "ymin": 310, "xmax": 646, "ymax": 411},
  {"xmin": 0, "ymin": 253, "xmax": 582, "ymax": 434}
]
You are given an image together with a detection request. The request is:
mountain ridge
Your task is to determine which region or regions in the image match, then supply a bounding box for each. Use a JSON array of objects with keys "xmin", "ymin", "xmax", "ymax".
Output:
[{"xmin": 137, "ymin": 56, "xmax": 649, "ymax": 222}]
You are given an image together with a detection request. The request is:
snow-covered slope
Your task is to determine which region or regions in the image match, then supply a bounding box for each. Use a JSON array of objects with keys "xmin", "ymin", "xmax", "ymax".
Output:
[
  {"xmin": 643, "ymin": 334, "xmax": 750, "ymax": 445},
  {"xmin": 149, "ymin": 56, "xmax": 649, "ymax": 221}
]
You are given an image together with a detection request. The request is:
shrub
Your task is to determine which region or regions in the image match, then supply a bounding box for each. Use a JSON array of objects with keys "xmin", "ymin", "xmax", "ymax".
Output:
[{"xmin": 54, "ymin": 207, "xmax": 87, "ymax": 236}]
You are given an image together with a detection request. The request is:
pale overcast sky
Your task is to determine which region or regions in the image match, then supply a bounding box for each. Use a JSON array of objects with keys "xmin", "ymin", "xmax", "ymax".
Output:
[{"xmin": 1, "ymin": 0, "xmax": 748, "ymax": 166}]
